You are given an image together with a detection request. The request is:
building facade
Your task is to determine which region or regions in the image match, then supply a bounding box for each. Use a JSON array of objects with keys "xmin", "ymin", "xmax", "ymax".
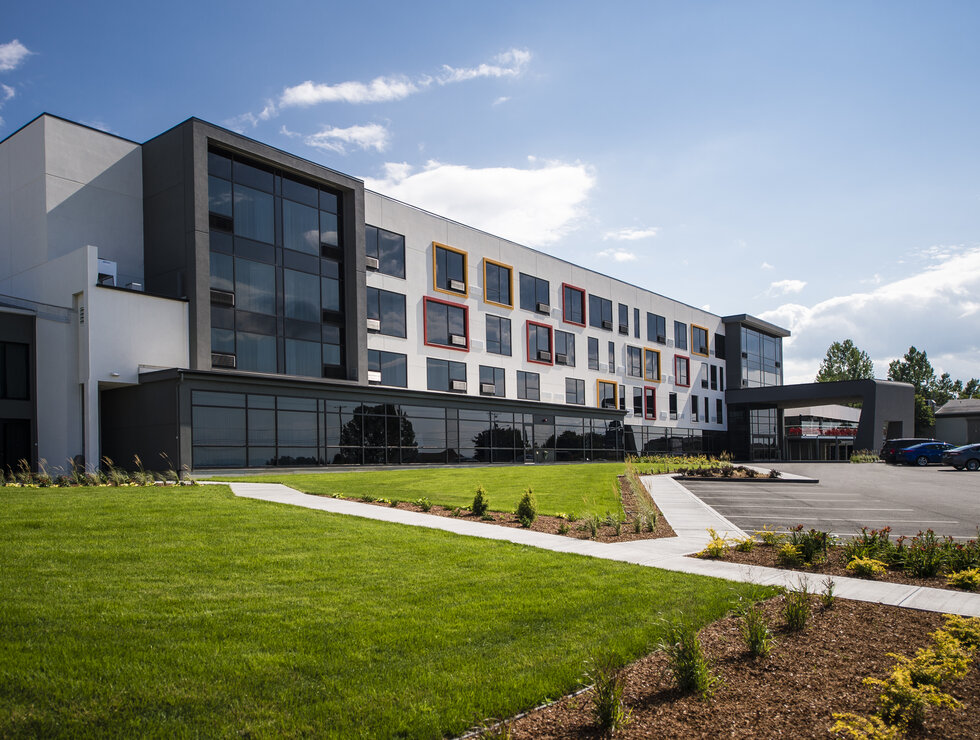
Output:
[{"xmin": 0, "ymin": 114, "xmax": 912, "ymax": 471}]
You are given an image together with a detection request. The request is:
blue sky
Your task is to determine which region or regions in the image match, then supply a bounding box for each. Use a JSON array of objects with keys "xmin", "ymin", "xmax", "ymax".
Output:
[{"xmin": 3, "ymin": 0, "xmax": 978, "ymax": 383}]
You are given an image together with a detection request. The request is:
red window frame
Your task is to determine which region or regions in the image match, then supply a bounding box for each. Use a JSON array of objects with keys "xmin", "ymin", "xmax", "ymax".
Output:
[
  {"xmin": 644, "ymin": 386, "xmax": 657, "ymax": 420},
  {"xmin": 423, "ymin": 296, "xmax": 469, "ymax": 352},
  {"xmin": 561, "ymin": 283, "xmax": 587, "ymax": 326},
  {"xmin": 526, "ymin": 320, "xmax": 554, "ymax": 366},
  {"xmin": 674, "ymin": 355, "xmax": 690, "ymax": 387}
]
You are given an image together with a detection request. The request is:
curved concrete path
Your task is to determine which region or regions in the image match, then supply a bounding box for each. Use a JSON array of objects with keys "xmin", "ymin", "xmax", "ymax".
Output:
[{"xmin": 218, "ymin": 475, "xmax": 980, "ymax": 618}]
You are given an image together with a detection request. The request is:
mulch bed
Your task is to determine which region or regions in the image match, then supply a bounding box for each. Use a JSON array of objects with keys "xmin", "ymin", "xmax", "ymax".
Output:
[
  {"xmin": 697, "ymin": 544, "xmax": 971, "ymax": 593},
  {"xmin": 502, "ymin": 596, "xmax": 979, "ymax": 738},
  {"xmin": 336, "ymin": 475, "xmax": 676, "ymax": 543}
]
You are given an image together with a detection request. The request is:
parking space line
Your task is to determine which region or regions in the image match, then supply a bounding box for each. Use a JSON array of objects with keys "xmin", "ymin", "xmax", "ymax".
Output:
[
  {"xmin": 714, "ymin": 505, "xmax": 914, "ymax": 511},
  {"xmin": 724, "ymin": 516, "xmax": 960, "ymax": 524}
]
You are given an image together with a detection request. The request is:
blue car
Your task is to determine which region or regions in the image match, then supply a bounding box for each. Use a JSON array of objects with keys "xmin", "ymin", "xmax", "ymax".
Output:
[{"xmin": 896, "ymin": 441, "xmax": 956, "ymax": 466}]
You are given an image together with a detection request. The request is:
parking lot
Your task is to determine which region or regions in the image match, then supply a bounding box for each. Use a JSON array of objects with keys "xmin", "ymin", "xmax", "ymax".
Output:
[{"xmin": 680, "ymin": 463, "xmax": 980, "ymax": 540}]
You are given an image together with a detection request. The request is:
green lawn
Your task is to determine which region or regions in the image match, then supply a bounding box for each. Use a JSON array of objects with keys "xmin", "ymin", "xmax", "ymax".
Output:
[
  {"xmin": 0, "ymin": 484, "xmax": 772, "ymax": 738},
  {"xmin": 219, "ymin": 463, "xmax": 630, "ymax": 516}
]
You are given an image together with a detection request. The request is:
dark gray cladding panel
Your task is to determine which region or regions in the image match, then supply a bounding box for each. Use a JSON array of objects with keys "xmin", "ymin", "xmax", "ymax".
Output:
[{"xmin": 100, "ymin": 382, "xmax": 180, "ymax": 472}]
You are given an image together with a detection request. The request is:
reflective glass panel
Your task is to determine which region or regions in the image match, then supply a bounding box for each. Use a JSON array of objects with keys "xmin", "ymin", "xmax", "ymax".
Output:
[
  {"xmin": 284, "ymin": 269, "xmax": 320, "ymax": 322},
  {"xmin": 235, "ymin": 258, "xmax": 275, "ymax": 315},
  {"xmin": 283, "ymin": 199, "xmax": 320, "ymax": 255},
  {"xmin": 233, "ymin": 185, "xmax": 274, "ymax": 244}
]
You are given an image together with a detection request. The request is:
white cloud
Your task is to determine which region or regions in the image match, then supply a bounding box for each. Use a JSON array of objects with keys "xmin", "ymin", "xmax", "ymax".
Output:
[
  {"xmin": 597, "ymin": 248, "xmax": 638, "ymax": 262},
  {"xmin": 760, "ymin": 261, "xmax": 774, "ymax": 270},
  {"xmin": 1, "ymin": 84, "xmax": 13, "ymax": 102},
  {"xmin": 0, "ymin": 40, "xmax": 31, "ymax": 73},
  {"xmin": 602, "ymin": 226, "xmax": 659, "ymax": 241},
  {"xmin": 760, "ymin": 245, "xmax": 980, "ymax": 383},
  {"xmin": 766, "ymin": 279, "xmax": 806, "ymax": 296},
  {"xmin": 281, "ymin": 75, "xmax": 423, "ymax": 107},
  {"xmin": 304, "ymin": 123, "xmax": 389, "ymax": 154},
  {"xmin": 364, "ymin": 156, "xmax": 594, "ymax": 247},
  {"xmin": 493, "ymin": 96, "xmax": 511, "ymax": 106},
  {"xmin": 437, "ymin": 48, "xmax": 530, "ymax": 84}
]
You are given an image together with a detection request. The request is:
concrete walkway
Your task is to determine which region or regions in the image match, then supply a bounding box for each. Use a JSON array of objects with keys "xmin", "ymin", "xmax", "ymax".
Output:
[{"xmin": 221, "ymin": 476, "xmax": 980, "ymax": 618}]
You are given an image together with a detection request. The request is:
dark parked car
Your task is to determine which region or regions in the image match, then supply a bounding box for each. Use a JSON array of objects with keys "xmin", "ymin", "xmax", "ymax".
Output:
[
  {"xmin": 943, "ymin": 444, "xmax": 980, "ymax": 471},
  {"xmin": 896, "ymin": 442, "xmax": 956, "ymax": 466},
  {"xmin": 879, "ymin": 437, "xmax": 935, "ymax": 464}
]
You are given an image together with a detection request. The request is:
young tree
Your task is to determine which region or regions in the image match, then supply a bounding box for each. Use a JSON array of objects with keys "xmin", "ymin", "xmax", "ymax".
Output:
[
  {"xmin": 960, "ymin": 378, "xmax": 980, "ymax": 399},
  {"xmin": 887, "ymin": 346, "xmax": 937, "ymax": 434},
  {"xmin": 815, "ymin": 339, "xmax": 875, "ymax": 382}
]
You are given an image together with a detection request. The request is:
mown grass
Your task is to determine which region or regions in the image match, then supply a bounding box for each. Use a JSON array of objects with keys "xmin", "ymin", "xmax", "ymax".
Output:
[{"xmin": 0, "ymin": 484, "xmax": 772, "ymax": 738}]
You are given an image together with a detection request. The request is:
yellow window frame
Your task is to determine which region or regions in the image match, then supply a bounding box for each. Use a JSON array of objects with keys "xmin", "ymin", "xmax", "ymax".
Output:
[
  {"xmin": 643, "ymin": 348, "xmax": 661, "ymax": 382},
  {"xmin": 596, "ymin": 379, "xmax": 618, "ymax": 410},
  {"xmin": 432, "ymin": 242, "xmax": 469, "ymax": 298},
  {"xmin": 482, "ymin": 257, "xmax": 513, "ymax": 309},
  {"xmin": 691, "ymin": 324, "xmax": 710, "ymax": 357}
]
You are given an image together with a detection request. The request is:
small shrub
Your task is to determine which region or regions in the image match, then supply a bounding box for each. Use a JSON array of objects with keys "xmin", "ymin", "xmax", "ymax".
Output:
[
  {"xmin": 480, "ymin": 513, "xmax": 494, "ymax": 522},
  {"xmin": 699, "ymin": 527, "xmax": 729, "ymax": 558},
  {"xmin": 375, "ymin": 497, "xmax": 392, "ymax": 505},
  {"xmin": 866, "ymin": 663, "xmax": 962, "ymax": 728},
  {"xmin": 414, "ymin": 497, "xmax": 432, "ymax": 512},
  {"xmin": 903, "ymin": 530, "xmax": 944, "ymax": 578},
  {"xmin": 789, "ymin": 525, "xmax": 830, "ymax": 564},
  {"xmin": 778, "ymin": 543, "xmax": 802, "ymax": 566},
  {"xmin": 829, "ymin": 712, "xmax": 903, "ymax": 739},
  {"xmin": 633, "ymin": 516, "xmax": 643, "ymax": 534},
  {"xmin": 847, "ymin": 557, "xmax": 888, "ymax": 579},
  {"xmin": 660, "ymin": 621, "xmax": 720, "ymax": 699},
  {"xmin": 558, "ymin": 521, "xmax": 570, "ymax": 536},
  {"xmin": 734, "ymin": 535, "xmax": 756, "ymax": 553},
  {"xmin": 782, "ymin": 582, "xmax": 812, "ymax": 631},
  {"xmin": 516, "ymin": 488, "xmax": 537, "ymax": 527},
  {"xmin": 739, "ymin": 602, "xmax": 775, "ymax": 658},
  {"xmin": 450, "ymin": 507, "xmax": 462, "ymax": 517},
  {"xmin": 941, "ymin": 614, "xmax": 980, "ymax": 651},
  {"xmin": 608, "ymin": 510, "xmax": 626, "ymax": 536},
  {"xmin": 850, "ymin": 449, "xmax": 882, "ymax": 464},
  {"xmin": 946, "ymin": 568, "xmax": 980, "ymax": 591},
  {"xmin": 820, "ymin": 577, "xmax": 837, "ymax": 609},
  {"xmin": 472, "ymin": 485, "xmax": 490, "ymax": 517},
  {"xmin": 582, "ymin": 512, "xmax": 601, "ymax": 539},
  {"xmin": 755, "ymin": 525, "xmax": 786, "ymax": 547},
  {"xmin": 768, "ymin": 468, "xmax": 781, "ymax": 479},
  {"xmin": 586, "ymin": 655, "xmax": 632, "ymax": 734}
]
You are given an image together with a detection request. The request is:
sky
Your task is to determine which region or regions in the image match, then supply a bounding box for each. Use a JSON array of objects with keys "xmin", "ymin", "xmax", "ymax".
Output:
[{"xmin": 2, "ymin": 0, "xmax": 978, "ymax": 384}]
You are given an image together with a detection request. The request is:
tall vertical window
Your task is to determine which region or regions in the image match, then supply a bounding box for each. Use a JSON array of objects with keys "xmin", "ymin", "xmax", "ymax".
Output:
[
  {"xmin": 741, "ymin": 326, "xmax": 783, "ymax": 388},
  {"xmin": 433, "ymin": 243, "xmax": 468, "ymax": 296},
  {"xmin": 479, "ymin": 366, "xmax": 506, "ymax": 397},
  {"xmin": 714, "ymin": 333, "xmax": 726, "ymax": 359},
  {"xmin": 692, "ymin": 325, "xmax": 709, "ymax": 356},
  {"xmin": 691, "ymin": 394, "xmax": 700, "ymax": 422},
  {"xmin": 589, "ymin": 295, "xmax": 613, "ymax": 329},
  {"xmin": 626, "ymin": 346, "xmax": 642, "ymax": 377},
  {"xmin": 710, "ymin": 365, "xmax": 718, "ymax": 391},
  {"xmin": 517, "ymin": 371, "xmax": 540, "ymax": 400},
  {"xmin": 526, "ymin": 321, "xmax": 554, "ymax": 365},
  {"xmin": 427, "ymin": 358, "xmax": 466, "ymax": 392},
  {"xmin": 644, "ymin": 386, "xmax": 657, "ymax": 420},
  {"xmin": 424, "ymin": 297, "xmax": 468, "ymax": 350},
  {"xmin": 597, "ymin": 380, "xmax": 617, "ymax": 409},
  {"xmin": 632, "ymin": 387, "xmax": 643, "ymax": 415},
  {"xmin": 674, "ymin": 356, "xmax": 690, "ymax": 387},
  {"xmin": 562, "ymin": 283, "xmax": 586, "ymax": 325},
  {"xmin": 644, "ymin": 348, "xmax": 661, "ymax": 382},
  {"xmin": 618, "ymin": 384, "xmax": 626, "ymax": 411},
  {"xmin": 716, "ymin": 398, "xmax": 724, "ymax": 425},
  {"xmin": 520, "ymin": 273, "xmax": 550, "ymax": 313},
  {"xmin": 618, "ymin": 304, "xmax": 629, "ymax": 334},
  {"xmin": 720, "ymin": 367, "xmax": 725, "ymax": 391},
  {"xmin": 608, "ymin": 341, "xmax": 616, "ymax": 372},
  {"xmin": 366, "ymin": 287, "xmax": 407, "ymax": 338},
  {"xmin": 647, "ymin": 313, "xmax": 666, "ymax": 344},
  {"xmin": 485, "ymin": 315, "xmax": 512, "ymax": 356},
  {"xmin": 704, "ymin": 396, "xmax": 710, "ymax": 424},
  {"xmin": 674, "ymin": 321, "xmax": 688, "ymax": 350},
  {"xmin": 701, "ymin": 362, "xmax": 710, "ymax": 389},
  {"xmin": 588, "ymin": 337, "xmax": 599, "ymax": 370},
  {"xmin": 669, "ymin": 393, "xmax": 678, "ymax": 420},
  {"xmin": 483, "ymin": 259, "xmax": 513, "ymax": 308},
  {"xmin": 566, "ymin": 378, "xmax": 585, "ymax": 405},
  {"xmin": 368, "ymin": 350, "xmax": 407, "ymax": 387},
  {"xmin": 555, "ymin": 330, "xmax": 575, "ymax": 366},
  {"xmin": 365, "ymin": 225, "xmax": 406, "ymax": 278},
  {"xmin": 0, "ymin": 342, "xmax": 29, "ymax": 400},
  {"xmin": 633, "ymin": 308, "xmax": 640, "ymax": 339}
]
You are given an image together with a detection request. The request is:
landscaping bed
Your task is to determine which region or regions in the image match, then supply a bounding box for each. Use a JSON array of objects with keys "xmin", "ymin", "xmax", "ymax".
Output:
[
  {"xmin": 502, "ymin": 596, "xmax": 980, "ymax": 739},
  {"xmin": 334, "ymin": 473, "xmax": 676, "ymax": 543}
]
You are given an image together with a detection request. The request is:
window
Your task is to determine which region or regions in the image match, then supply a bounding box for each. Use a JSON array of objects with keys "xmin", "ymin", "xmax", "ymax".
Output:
[
  {"xmin": 674, "ymin": 321, "xmax": 688, "ymax": 350},
  {"xmin": 433, "ymin": 243, "xmax": 467, "ymax": 296},
  {"xmin": 485, "ymin": 315, "xmax": 512, "ymax": 356},
  {"xmin": 483, "ymin": 259, "xmax": 513, "ymax": 308},
  {"xmin": 566, "ymin": 378, "xmax": 585, "ymax": 405},
  {"xmin": 517, "ymin": 371, "xmax": 540, "ymax": 400},
  {"xmin": 634, "ymin": 308, "xmax": 640, "ymax": 339},
  {"xmin": 691, "ymin": 394, "xmax": 700, "ymax": 422},
  {"xmin": 526, "ymin": 321, "xmax": 554, "ymax": 365},
  {"xmin": 716, "ymin": 398, "xmax": 724, "ymax": 425},
  {"xmin": 710, "ymin": 365, "xmax": 718, "ymax": 391},
  {"xmin": 720, "ymin": 367, "xmax": 725, "ymax": 391},
  {"xmin": 715, "ymin": 333, "xmax": 726, "ymax": 360},
  {"xmin": 669, "ymin": 392, "xmax": 678, "ymax": 420},
  {"xmin": 704, "ymin": 396, "xmax": 710, "ymax": 424},
  {"xmin": 597, "ymin": 380, "xmax": 617, "ymax": 409},
  {"xmin": 562, "ymin": 283, "xmax": 586, "ymax": 325},
  {"xmin": 479, "ymin": 365, "xmax": 506, "ymax": 397},
  {"xmin": 284, "ymin": 269, "xmax": 320, "ymax": 323},
  {"xmin": 618, "ymin": 303, "xmax": 629, "ymax": 334},
  {"xmin": 740, "ymin": 326, "xmax": 783, "ymax": 388},
  {"xmin": 644, "ymin": 348, "xmax": 661, "ymax": 382},
  {"xmin": 644, "ymin": 386, "xmax": 657, "ymax": 420},
  {"xmin": 608, "ymin": 341, "xmax": 616, "ymax": 373},
  {"xmin": 321, "ymin": 258, "xmax": 341, "ymax": 314},
  {"xmin": 365, "ymin": 225, "xmax": 405, "ymax": 278},
  {"xmin": 368, "ymin": 350, "xmax": 407, "ymax": 387},
  {"xmin": 555, "ymin": 330, "xmax": 575, "ymax": 366},
  {"xmin": 235, "ymin": 258, "xmax": 275, "ymax": 315},
  {"xmin": 632, "ymin": 386, "xmax": 643, "ymax": 416},
  {"xmin": 0, "ymin": 342, "xmax": 29, "ymax": 400},
  {"xmin": 626, "ymin": 346, "xmax": 642, "ymax": 377},
  {"xmin": 674, "ymin": 355, "xmax": 690, "ymax": 386},
  {"xmin": 692, "ymin": 324, "xmax": 709, "ymax": 356},
  {"xmin": 701, "ymin": 362, "xmax": 709, "ymax": 389},
  {"xmin": 589, "ymin": 295, "xmax": 613, "ymax": 329},
  {"xmin": 366, "ymin": 287, "xmax": 406, "ymax": 337},
  {"xmin": 424, "ymin": 297, "xmax": 468, "ymax": 350},
  {"xmin": 588, "ymin": 337, "xmax": 599, "ymax": 370},
  {"xmin": 647, "ymin": 313, "xmax": 666, "ymax": 344},
  {"xmin": 619, "ymin": 384, "xmax": 626, "ymax": 411},
  {"xmin": 427, "ymin": 357, "xmax": 466, "ymax": 392},
  {"xmin": 520, "ymin": 273, "xmax": 550, "ymax": 313}
]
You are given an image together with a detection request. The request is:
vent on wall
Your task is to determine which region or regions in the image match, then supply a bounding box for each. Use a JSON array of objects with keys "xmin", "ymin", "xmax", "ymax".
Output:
[
  {"xmin": 451, "ymin": 379, "xmax": 467, "ymax": 392},
  {"xmin": 537, "ymin": 350, "xmax": 552, "ymax": 362},
  {"xmin": 366, "ymin": 318, "xmax": 381, "ymax": 332},
  {"xmin": 536, "ymin": 302, "xmax": 550, "ymax": 315},
  {"xmin": 212, "ymin": 353, "xmax": 236, "ymax": 368},
  {"xmin": 450, "ymin": 334, "xmax": 467, "ymax": 347},
  {"xmin": 367, "ymin": 370, "xmax": 382, "ymax": 383},
  {"xmin": 210, "ymin": 289, "xmax": 235, "ymax": 307},
  {"xmin": 555, "ymin": 353, "xmax": 568, "ymax": 364},
  {"xmin": 365, "ymin": 256, "xmax": 380, "ymax": 270},
  {"xmin": 449, "ymin": 279, "xmax": 466, "ymax": 293},
  {"xmin": 601, "ymin": 319, "xmax": 613, "ymax": 330},
  {"xmin": 480, "ymin": 383, "xmax": 496, "ymax": 395}
]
